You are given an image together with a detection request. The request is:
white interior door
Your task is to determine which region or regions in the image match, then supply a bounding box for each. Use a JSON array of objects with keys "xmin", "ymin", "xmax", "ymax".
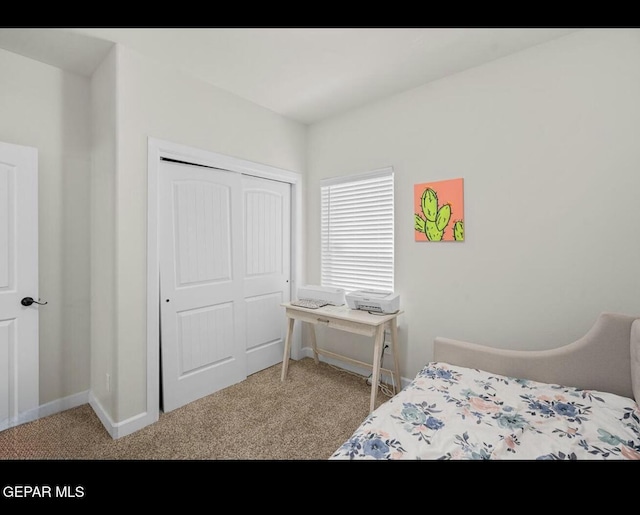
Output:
[
  {"xmin": 243, "ymin": 175, "xmax": 290, "ymax": 375},
  {"xmin": 159, "ymin": 160, "xmax": 246, "ymax": 413},
  {"xmin": 0, "ymin": 141, "xmax": 38, "ymax": 431}
]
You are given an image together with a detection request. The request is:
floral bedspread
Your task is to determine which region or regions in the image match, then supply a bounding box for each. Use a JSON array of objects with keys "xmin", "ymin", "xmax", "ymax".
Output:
[{"xmin": 330, "ymin": 362, "xmax": 640, "ymax": 460}]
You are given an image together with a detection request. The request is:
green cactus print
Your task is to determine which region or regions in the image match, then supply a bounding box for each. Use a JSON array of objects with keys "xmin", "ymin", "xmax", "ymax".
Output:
[
  {"xmin": 453, "ymin": 220, "xmax": 464, "ymax": 241},
  {"xmin": 435, "ymin": 204, "xmax": 451, "ymax": 231},
  {"xmin": 415, "ymin": 186, "xmax": 464, "ymax": 241},
  {"xmin": 421, "ymin": 188, "xmax": 438, "ymax": 222},
  {"xmin": 425, "ymin": 220, "xmax": 443, "ymax": 241}
]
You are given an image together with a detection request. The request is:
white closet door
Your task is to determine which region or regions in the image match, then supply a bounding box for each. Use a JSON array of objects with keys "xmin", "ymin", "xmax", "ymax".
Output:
[
  {"xmin": 159, "ymin": 160, "xmax": 246, "ymax": 413},
  {"xmin": 242, "ymin": 175, "xmax": 291, "ymax": 375}
]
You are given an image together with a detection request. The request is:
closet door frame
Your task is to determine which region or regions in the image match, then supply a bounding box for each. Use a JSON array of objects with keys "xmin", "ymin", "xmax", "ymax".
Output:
[{"xmin": 146, "ymin": 137, "xmax": 303, "ymax": 427}]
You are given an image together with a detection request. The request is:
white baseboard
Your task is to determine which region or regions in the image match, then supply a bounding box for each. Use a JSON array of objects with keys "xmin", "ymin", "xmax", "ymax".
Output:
[
  {"xmin": 298, "ymin": 346, "xmax": 408, "ymax": 390},
  {"xmin": 0, "ymin": 390, "xmax": 159, "ymax": 439},
  {"xmin": 88, "ymin": 392, "xmax": 158, "ymax": 439},
  {"xmin": 0, "ymin": 390, "xmax": 89, "ymax": 432},
  {"xmin": 1, "ymin": 351, "xmax": 392, "ymax": 437}
]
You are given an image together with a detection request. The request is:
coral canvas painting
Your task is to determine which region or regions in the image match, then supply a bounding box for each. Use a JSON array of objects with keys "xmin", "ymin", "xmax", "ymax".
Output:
[{"xmin": 414, "ymin": 178, "xmax": 464, "ymax": 242}]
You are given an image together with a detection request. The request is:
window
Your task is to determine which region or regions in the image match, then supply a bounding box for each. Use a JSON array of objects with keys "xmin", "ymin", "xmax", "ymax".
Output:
[{"xmin": 321, "ymin": 168, "xmax": 394, "ymax": 293}]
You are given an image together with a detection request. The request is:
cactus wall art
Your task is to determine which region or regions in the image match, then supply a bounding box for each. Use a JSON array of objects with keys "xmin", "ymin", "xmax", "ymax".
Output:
[{"xmin": 414, "ymin": 178, "xmax": 464, "ymax": 242}]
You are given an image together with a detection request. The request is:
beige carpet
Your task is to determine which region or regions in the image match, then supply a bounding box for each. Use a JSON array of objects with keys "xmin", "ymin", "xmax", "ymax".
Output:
[{"xmin": 0, "ymin": 358, "xmax": 391, "ymax": 461}]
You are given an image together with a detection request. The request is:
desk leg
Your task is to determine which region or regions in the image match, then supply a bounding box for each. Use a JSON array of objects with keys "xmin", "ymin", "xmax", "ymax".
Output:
[
  {"xmin": 281, "ymin": 317, "xmax": 295, "ymax": 381},
  {"xmin": 308, "ymin": 322, "xmax": 319, "ymax": 364},
  {"xmin": 370, "ymin": 325, "xmax": 385, "ymax": 413},
  {"xmin": 389, "ymin": 317, "xmax": 401, "ymax": 395}
]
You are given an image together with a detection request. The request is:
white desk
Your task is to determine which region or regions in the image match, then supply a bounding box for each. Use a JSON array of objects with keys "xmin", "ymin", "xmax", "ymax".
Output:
[{"xmin": 280, "ymin": 303, "xmax": 403, "ymax": 413}]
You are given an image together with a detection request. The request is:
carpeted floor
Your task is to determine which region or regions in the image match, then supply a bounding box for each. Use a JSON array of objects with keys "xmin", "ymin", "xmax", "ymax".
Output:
[{"xmin": 0, "ymin": 358, "xmax": 390, "ymax": 461}]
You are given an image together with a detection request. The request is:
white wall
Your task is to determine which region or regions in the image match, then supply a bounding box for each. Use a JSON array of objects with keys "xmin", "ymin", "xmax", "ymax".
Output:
[
  {"xmin": 307, "ymin": 29, "xmax": 640, "ymax": 381},
  {"xmin": 0, "ymin": 48, "xmax": 92, "ymax": 403},
  {"xmin": 90, "ymin": 46, "xmax": 117, "ymax": 416},
  {"xmin": 111, "ymin": 45, "xmax": 307, "ymax": 422}
]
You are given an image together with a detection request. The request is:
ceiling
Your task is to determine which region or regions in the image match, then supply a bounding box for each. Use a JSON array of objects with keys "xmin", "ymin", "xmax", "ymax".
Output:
[{"xmin": 0, "ymin": 27, "xmax": 578, "ymax": 124}]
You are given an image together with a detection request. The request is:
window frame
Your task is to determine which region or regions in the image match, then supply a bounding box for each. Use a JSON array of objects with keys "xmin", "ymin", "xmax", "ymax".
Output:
[{"xmin": 320, "ymin": 167, "xmax": 394, "ymax": 293}]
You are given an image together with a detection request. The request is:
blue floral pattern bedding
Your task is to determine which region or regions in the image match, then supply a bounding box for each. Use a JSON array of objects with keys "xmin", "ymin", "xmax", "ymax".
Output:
[{"xmin": 330, "ymin": 362, "xmax": 640, "ymax": 460}]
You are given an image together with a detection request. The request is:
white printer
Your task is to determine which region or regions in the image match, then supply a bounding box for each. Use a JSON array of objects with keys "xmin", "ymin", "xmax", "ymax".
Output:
[
  {"xmin": 346, "ymin": 290, "xmax": 400, "ymax": 314},
  {"xmin": 296, "ymin": 285, "xmax": 346, "ymax": 306}
]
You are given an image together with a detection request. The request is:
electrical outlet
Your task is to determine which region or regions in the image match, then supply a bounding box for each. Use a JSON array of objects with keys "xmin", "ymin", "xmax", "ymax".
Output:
[
  {"xmin": 384, "ymin": 329, "xmax": 392, "ymax": 354},
  {"xmin": 106, "ymin": 373, "xmax": 111, "ymax": 392}
]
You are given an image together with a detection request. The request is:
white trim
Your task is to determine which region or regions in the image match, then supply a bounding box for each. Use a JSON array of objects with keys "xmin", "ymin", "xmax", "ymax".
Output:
[
  {"xmin": 298, "ymin": 347, "xmax": 408, "ymax": 391},
  {"xmin": 89, "ymin": 391, "xmax": 157, "ymax": 439},
  {"xmin": 320, "ymin": 166, "xmax": 393, "ymax": 187},
  {"xmin": 0, "ymin": 391, "xmax": 89, "ymax": 432},
  {"xmin": 147, "ymin": 138, "xmax": 304, "ymax": 428}
]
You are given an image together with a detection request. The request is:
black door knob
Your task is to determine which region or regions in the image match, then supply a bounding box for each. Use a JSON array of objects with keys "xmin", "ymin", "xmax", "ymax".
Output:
[{"xmin": 21, "ymin": 297, "xmax": 48, "ymax": 307}]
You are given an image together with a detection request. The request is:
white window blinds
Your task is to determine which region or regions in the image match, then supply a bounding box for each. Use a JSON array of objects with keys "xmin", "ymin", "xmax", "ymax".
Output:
[{"xmin": 321, "ymin": 168, "xmax": 394, "ymax": 293}]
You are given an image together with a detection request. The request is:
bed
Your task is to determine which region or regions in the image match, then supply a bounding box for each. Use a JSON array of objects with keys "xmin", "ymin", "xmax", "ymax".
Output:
[{"xmin": 330, "ymin": 312, "xmax": 640, "ymax": 460}]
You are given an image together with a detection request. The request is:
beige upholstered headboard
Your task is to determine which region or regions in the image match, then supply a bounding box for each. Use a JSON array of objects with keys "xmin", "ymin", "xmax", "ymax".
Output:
[
  {"xmin": 434, "ymin": 312, "xmax": 639, "ymax": 401},
  {"xmin": 631, "ymin": 319, "xmax": 640, "ymax": 403}
]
